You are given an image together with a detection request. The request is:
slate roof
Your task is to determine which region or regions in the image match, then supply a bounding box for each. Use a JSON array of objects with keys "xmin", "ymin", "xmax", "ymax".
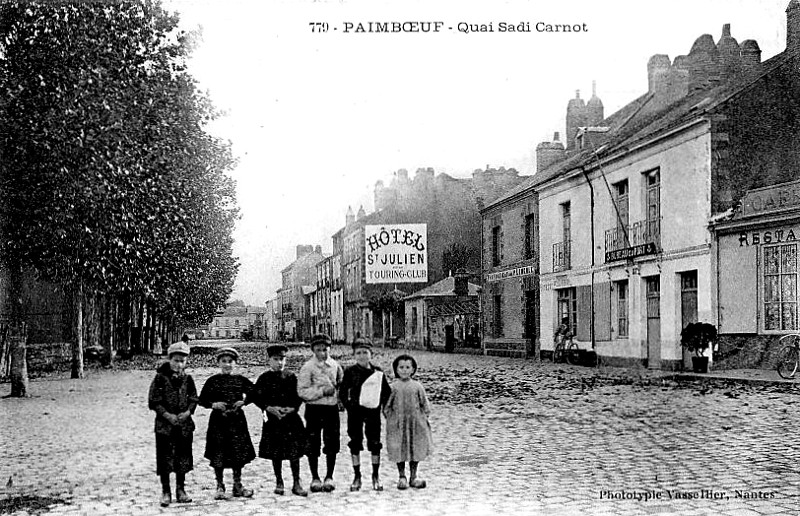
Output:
[
  {"xmin": 484, "ymin": 48, "xmax": 799, "ymax": 210},
  {"xmin": 403, "ymin": 276, "xmax": 480, "ymax": 300}
]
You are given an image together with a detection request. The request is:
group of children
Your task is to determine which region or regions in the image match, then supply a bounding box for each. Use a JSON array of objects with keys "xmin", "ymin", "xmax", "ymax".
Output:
[{"xmin": 147, "ymin": 333, "xmax": 434, "ymax": 507}]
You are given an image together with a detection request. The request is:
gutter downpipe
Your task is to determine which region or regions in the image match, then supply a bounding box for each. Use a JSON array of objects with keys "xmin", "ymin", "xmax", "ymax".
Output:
[{"xmin": 580, "ymin": 165, "xmax": 596, "ymax": 351}]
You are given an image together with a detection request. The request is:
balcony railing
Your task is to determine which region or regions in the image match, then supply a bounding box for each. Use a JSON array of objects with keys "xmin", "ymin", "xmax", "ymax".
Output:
[
  {"xmin": 553, "ymin": 240, "xmax": 571, "ymax": 272},
  {"xmin": 604, "ymin": 219, "xmax": 661, "ymax": 253}
]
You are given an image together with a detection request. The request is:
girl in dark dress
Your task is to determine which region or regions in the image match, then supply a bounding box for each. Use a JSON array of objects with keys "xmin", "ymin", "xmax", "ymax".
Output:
[
  {"xmin": 147, "ymin": 339, "xmax": 198, "ymax": 507},
  {"xmin": 198, "ymin": 347, "xmax": 256, "ymax": 500},
  {"xmin": 252, "ymin": 344, "xmax": 308, "ymax": 497}
]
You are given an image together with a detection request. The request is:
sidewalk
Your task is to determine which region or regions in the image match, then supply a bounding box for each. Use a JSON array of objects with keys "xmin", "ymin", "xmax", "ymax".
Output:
[{"xmin": 662, "ymin": 367, "xmax": 800, "ymax": 388}]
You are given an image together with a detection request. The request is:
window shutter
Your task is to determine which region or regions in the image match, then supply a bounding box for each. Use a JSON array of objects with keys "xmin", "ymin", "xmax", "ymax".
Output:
[
  {"xmin": 576, "ymin": 285, "xmax": 592, "ymax": 342},
  {"xmin": 594, "ymin": 282, "xmax": 611, "ymax": 341}
]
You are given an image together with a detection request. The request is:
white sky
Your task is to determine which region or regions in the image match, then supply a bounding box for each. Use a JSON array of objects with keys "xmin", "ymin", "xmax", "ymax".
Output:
[{"xmin": 164, "ymin": 0, "xmax": 788, "ymax": 305}]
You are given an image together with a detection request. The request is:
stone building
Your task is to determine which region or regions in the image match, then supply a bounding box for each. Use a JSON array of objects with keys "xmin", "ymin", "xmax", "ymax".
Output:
[
  {"xmin": 208, "ymin": 305, "xmax": 247, "ymax": 339},
  {"xmin": 277, "ymin": 244, "xmax": 325, "ymax": 341},
  {"xmin": 403, "ymin": 272, "xmax": 481, "ymax": 352},
  {"xmin": 483, "ymin": 3, "xmax": 800, "ymax": 369},
  {"xmin": 342, "ymin": 166, "xmax": 527, "ymax": 345}
]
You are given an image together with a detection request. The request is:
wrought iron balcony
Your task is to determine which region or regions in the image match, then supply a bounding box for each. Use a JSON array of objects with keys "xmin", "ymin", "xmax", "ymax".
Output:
[
  {"xmin": 553, "ymin": 240, "xmax": 571, "ymax": 272},
  {"xmin": 604, "ymin": 219, "xmax": 661, "ymax": 261}
]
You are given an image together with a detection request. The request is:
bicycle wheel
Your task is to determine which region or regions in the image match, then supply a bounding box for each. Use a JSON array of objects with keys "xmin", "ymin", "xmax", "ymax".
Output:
[
  {"xmin": 553, "ymin": 341, "xmax": 564, "ymax": 363},
  {"xmin": 565, "ymin": 341, "xmax": 580, "ymax": 365},
  {"xmin": 776, "ymin": 340, "xmax": 800, "ymax": 379}
]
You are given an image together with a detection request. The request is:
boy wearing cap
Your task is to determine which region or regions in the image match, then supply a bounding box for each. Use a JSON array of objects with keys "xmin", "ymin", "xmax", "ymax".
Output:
[
  {"xmin": 297, "ymin": 333, "xmax": 343, "ymax": 493},
  {"xmin": 147, "ymin": 340, "xmax": 198, "ymax": 507},
  {"xmin": 340, "ymin": 338, "xmax": 391, "ymax": 491},
  {"xmin": 198, "ymin": 347, "xmax": 256, "ymax": 500},
  {"xmin": 252, "ymin": 344, "xmax": 308, "ymax": 497}
]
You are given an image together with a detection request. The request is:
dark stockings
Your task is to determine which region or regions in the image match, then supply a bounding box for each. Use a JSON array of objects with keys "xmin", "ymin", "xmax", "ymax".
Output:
[
  {"xmin": 308, "ymin": 455, "xmax": 320, "ymax": 480},
  {"xmin": 396, "ymin": 461, "xmax": 419, "ymax": 479},
  {"xmin": 160, "ymin": 474, "xmax": 171, "ymax": 494},
  {"xmin": 214, "ymin": 467, "xmax": 225, "ymax": 487}
]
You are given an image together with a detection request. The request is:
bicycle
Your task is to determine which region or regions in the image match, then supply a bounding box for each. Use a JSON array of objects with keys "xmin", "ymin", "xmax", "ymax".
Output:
[
  {"xmin": 776, "ymin": 333, "xmax": 800, "ymax": 379},
  {"xmin": 553, "ymin": 332, "xmax": 580, "ymax": 365}
]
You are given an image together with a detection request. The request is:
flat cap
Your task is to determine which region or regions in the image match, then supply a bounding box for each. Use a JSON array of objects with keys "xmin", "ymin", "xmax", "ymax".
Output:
[
  {"xmin": 167, "ymin": 342, "xmax": 191, "ymax": 357},
  {"xmin": 352, "ymin": 338, "xmax": 373, "ymax": 351},
  {"xmin": 309, "ymin": 333, "xmax": 332, "ymax": 347},
  {"xmin": 267, "ymin": 344, "xmax": 289, "ymax": 357},
  {"xmin": 216, "ymin": 347, "xmax": 239, "ymax": 361}
]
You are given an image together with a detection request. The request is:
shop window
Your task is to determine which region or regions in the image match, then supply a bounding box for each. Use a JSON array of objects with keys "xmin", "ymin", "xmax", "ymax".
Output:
[
  {"xmin": 616, "ymin": 280, "xmax": 628, "ymax": 337},
  {"xmin": 557, "ymin": 287, "xmax": 577, "ymax": 336},
  {"xmin": 493, "ymin": 295, "xmax": 503, "ymax": 337},
  {"xmin": 764, "ymin": 244, "xmax": 798, "ymax": 331}
]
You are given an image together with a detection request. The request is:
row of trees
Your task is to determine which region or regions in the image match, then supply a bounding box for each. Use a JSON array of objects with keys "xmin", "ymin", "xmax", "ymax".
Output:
[{"xmin": 0, "ymin": 1, "xmax": 239, "ymax": 392}]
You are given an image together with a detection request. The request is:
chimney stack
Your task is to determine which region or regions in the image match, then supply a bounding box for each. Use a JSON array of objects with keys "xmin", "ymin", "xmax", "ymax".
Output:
[
  {"xmin": 453, "ymin": 269, "xmax": 469, "ymax": 297},
  {"xmin": 740, "ymin": 39, "xmax": 762, "ymax": 76},
  {"xmin": 565, "ymin": 90, "xmax": 587, "ymax": 150},
  {"xmin": 788, "ymin": 0, "xmax": 800, "ymax": 50},
  {"xmin": 688, "ymin": 34, "xmax": 721, "ymax": 93},
  {"xmin": 536, "ymin": 132, "xmax": 566, "ymax": 173}
]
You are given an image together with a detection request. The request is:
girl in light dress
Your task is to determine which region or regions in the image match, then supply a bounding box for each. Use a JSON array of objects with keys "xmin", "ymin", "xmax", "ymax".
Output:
[{"xmin": 382, "ymin": 354, "xmax": 434, "ymax": 490}]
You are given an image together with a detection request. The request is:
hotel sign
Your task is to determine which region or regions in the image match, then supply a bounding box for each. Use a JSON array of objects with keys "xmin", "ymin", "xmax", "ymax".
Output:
[
  {"xmin": 605, "ymin": 242, "xmax": 658, "ymax": 263},
  {"xmin": 487, "ymin": 265, "xmax": 536, "ymax": 282},
  {"xmin": 740, "ymin": 179, "xmax": 800, "ymax": 217},
  {"xmin": 365, "ymin": 224, "xmax": 428, "ymax": 284}
]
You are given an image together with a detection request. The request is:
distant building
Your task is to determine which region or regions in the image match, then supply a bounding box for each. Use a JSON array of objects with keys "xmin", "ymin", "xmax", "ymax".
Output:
[
  {"xmin": 278, "ymin": 245, "xmax": 326, "ymax": 342},
  {"xmin": 209, "ymin": 305, "xmax": 248, "ymax": 339},
  {"xmin": 403, "ymin": 272, "xmax": 481, "ymax": 352},
  {"xmin": 341, "ymin": 166, "xmax": 527, "ymax": 346}
]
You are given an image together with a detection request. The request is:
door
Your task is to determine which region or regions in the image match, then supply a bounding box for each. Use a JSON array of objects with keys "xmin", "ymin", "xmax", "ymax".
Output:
[
  {"xmin": 680, "ymin": 271, "xmax": 699, "ymax": 368},
  {"xmin": 646, "ymin": 276, "xmax": 661, "ymax": 369},
  {"xmin": 445, "ymin": 324, "xmax": 455, "ymax": 353}
]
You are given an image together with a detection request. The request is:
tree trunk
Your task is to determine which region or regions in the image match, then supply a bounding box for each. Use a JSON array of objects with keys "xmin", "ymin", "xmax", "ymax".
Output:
[
  {"xmin": 105, "ymin": 294, "xmax": 115, "ymax": 366},
  {"xmin": 6, "ymin": 260, "xmax": 29, "ymax": 397},
  {"xmin": 9, "ymin": 324, "xmax": 28, "ymax": 397},
  {"xmin": 72, "ymin": 282, "xmax": 85, "ymax": 379}
]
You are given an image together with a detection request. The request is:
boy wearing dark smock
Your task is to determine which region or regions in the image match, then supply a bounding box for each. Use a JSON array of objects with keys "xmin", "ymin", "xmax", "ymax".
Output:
[
  {"xmin": 147, "ymin": 339, "xmax": 198, "ymax": 507},
  {"xmin": 252, "ymin": 344, "xmax": 308, "ymax": 496},
  {"xmin": 198, "ymin": 347, "xmax": 256, "ymax": 500},
  {"xmin": 339, "ymin": 338, "xmax": 391, "ymax": 491}
]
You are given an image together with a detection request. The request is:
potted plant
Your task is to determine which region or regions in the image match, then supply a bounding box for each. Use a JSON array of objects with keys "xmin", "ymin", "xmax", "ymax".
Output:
[{"xmin": 680, "ymin": 322, "xmax": 718, "ymax": 373}]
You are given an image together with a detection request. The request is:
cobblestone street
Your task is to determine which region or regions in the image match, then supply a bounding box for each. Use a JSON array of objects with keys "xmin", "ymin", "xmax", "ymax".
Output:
[{"xmin": 2, "ymin": 347, "xmax": 800, "ymax": 516}]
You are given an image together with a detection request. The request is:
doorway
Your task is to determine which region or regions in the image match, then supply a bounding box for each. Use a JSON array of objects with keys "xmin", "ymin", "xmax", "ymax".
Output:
[{"xmin": 646, "ymin": 276, "xmax": 661, "ymax": 369}]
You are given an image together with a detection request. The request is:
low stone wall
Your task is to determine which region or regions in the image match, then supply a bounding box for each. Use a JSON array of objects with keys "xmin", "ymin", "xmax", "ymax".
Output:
[{"xmin": 483, "ymin": 338, "xmax": 528, "ymax": 358}]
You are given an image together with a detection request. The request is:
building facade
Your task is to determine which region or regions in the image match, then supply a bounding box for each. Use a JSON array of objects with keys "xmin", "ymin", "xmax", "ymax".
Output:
[
  {"xmin": 403, "ymin": 273, "xmax": 481, "ymax": 352},
  {"xmin": 481, "ymin": 8, "xmax": 799, "ymax": 370},
  {"xmin": 278, "ymin": 245, "xmax": 325, "ymax": 342},
  {"xmin": 480, "ymin": 187, "xmax": 540, "ymax": 358}
]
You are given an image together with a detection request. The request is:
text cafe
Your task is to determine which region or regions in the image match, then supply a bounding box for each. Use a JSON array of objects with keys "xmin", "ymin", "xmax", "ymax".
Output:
[{"xmin": 713, "ymin": 180, "xmax": 800, "ymax": 354}]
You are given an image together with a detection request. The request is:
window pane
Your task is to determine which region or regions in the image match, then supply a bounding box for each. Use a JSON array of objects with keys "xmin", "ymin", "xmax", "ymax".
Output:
[
  {"xmin": 764, "ymin": 247, "xmax": 779, "ymax": 274},
  {"xmin": 783, "ymin": 303, "xmax": 798, "ymax": 330},
  {"xmin": 765, "ymin": 303, "xmax": 781, "ymax": 330},
  {"xmin": 782, "ymin": 244, "xmax": 797, "ymax": 273},
  {"xmin": 782, "ymin": 275, "xmax": 797, "ymax": 301}
]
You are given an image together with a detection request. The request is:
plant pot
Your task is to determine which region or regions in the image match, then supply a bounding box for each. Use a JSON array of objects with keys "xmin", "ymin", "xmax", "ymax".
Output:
[{"xmin": 691, "ymin": 356, "xmax": 709, "ymax": 373}]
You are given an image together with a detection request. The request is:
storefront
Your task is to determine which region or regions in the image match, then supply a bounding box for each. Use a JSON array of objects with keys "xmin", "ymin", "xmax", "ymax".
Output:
[{"xmin": 713, "ymin": 179, "xmax": 800, "ymax": 368}]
